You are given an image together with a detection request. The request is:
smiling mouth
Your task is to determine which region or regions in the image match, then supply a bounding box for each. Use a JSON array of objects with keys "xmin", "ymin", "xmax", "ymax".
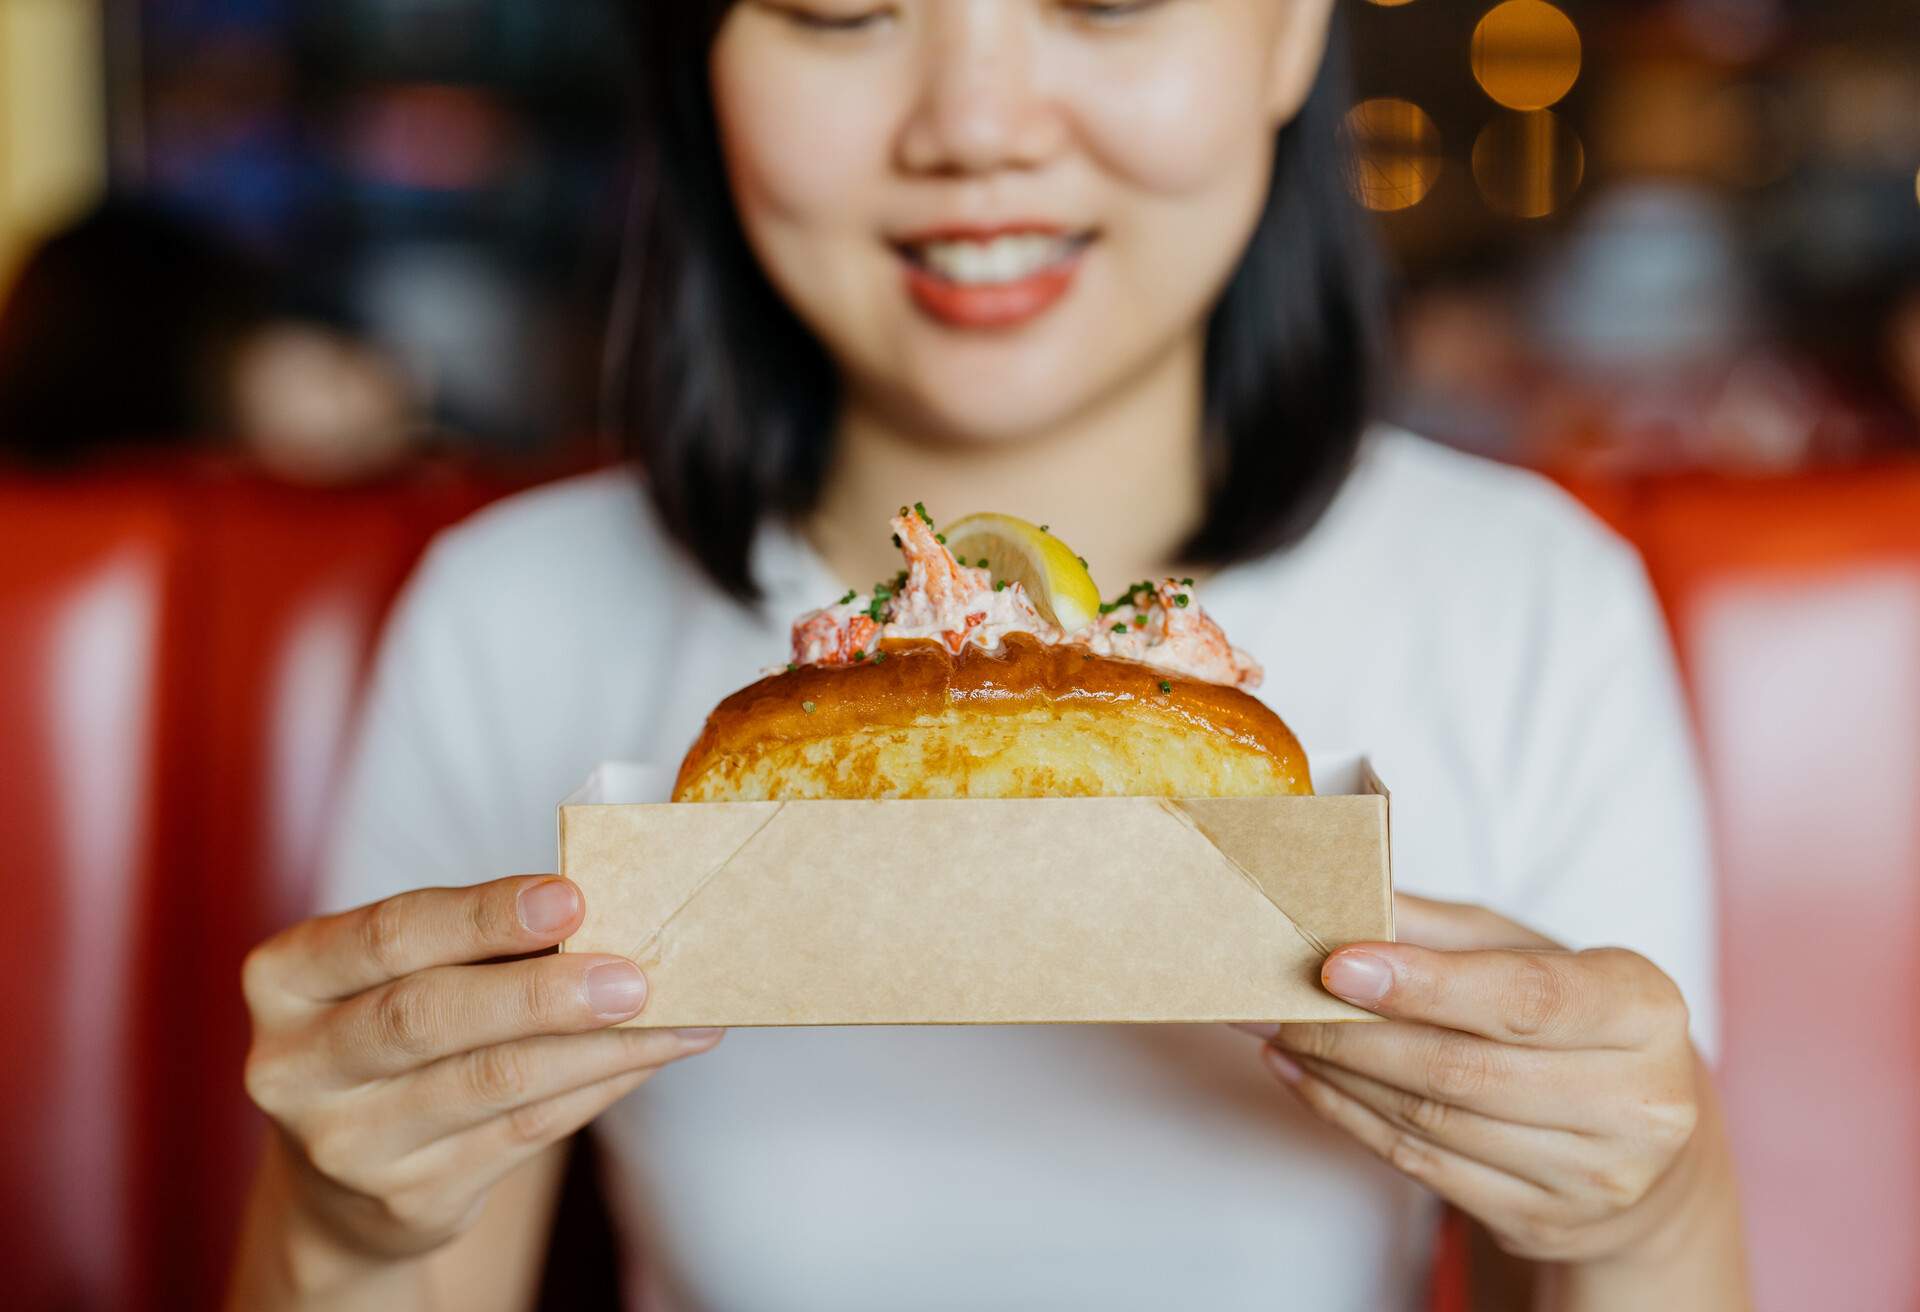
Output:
[
  {"xmin": 892, "ymin": 227, "xmax": 1097, "ymax": 329},
  {"xmin": 894, "ymin": 230, "xmax": 1097, "ymax": 287}
]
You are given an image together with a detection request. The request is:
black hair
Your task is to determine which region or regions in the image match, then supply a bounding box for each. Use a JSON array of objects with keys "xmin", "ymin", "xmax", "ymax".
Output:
[
  {"xmin": 0, "ymin": 197, "xmax": 270, "ymax": 466},
  {"xmin": 612, "ymin": 4, "xmax": 1382, "ymax": 601}
]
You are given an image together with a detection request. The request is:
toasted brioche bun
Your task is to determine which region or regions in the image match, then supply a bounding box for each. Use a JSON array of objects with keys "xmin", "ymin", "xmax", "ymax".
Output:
[{"xmin": 673, "ymin": 634, "xmax": 1313, "ymax": 802}]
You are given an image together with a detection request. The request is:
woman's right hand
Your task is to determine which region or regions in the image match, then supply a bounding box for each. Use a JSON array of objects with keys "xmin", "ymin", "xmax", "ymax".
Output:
[{"xmin": 241, "ymin": 875, "xmax": 722, "ymax": 1266}]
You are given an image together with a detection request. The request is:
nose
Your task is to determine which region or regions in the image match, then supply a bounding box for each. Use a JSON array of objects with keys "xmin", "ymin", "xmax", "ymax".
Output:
[{"xmin": 898, "ymin": 3, "xmax": 1065, "ymax": 176}]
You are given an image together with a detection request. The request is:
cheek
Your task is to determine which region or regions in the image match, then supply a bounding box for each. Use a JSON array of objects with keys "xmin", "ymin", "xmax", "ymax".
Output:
[
  {"xmin": 1068, "ymin": 36, "xmax": 1273, "ymax": 198},
  {"xmin": 709, "ymin": 34, "xmax": 895, "ymax": 243},
  {"xmin": 1060, "ymin": 40, "xmax": 1277, "ymax": 339}
]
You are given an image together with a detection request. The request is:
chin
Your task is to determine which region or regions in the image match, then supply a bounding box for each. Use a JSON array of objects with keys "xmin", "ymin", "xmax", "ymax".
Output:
[
  {"xmin": 903, "ymin": 380, "xmax": 1100, "ymax": 446},
  {"xmin": 880, "ymin": 328, "xmax": 1140, "ymax": 445}
]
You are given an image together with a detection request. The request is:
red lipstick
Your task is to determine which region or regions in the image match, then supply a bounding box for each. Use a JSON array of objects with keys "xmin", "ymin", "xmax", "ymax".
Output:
[{"xmin": 894, "ymin": 224, "xmax": 1091, "ymax": 331}]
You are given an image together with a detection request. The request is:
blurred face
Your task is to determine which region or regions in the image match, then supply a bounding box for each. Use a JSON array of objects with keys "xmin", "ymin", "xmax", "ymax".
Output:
[{"xmin": 710, "ymin": 0, "xmax": 1335, "ymax": 443}]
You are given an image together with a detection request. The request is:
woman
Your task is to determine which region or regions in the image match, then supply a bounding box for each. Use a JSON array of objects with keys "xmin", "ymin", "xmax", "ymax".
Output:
[{"xmin": 230, "ymin": 3, "xmax": 1749, "ymax": 1308}]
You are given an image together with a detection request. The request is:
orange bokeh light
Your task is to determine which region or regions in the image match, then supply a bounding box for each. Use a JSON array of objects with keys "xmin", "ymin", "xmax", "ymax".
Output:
[
  {"xmin": 1472, "ymin": 0, "xmax": 1583, "ymax": 112},
  {"xmin": 1473, "ymin": 110, "xmax": 1586, "ymax": 219},
  {"xmin": 1346, "ymin": 98, "xmax": 1445, "ymax": 213}
]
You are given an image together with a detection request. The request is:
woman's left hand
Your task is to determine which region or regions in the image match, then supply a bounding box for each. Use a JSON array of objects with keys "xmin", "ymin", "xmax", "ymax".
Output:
[{"xmin": 1245, "ymin": 893, "xmax": 1725, "ymax": 1269}]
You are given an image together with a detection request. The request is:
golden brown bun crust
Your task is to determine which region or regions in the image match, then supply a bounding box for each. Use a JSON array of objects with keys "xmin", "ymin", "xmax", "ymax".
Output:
[{"xmin": 673, "ymin": 634, "xmax": 1313, "ymax": 802}]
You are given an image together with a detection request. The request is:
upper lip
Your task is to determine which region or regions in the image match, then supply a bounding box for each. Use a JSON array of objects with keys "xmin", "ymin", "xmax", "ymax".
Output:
[{"xmin": 891, "ymin": 221, "xmax": 1092, "ymax": 246}]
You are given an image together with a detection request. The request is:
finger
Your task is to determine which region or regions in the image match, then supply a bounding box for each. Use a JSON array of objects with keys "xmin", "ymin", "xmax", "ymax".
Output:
[
  {"xmin": 403, "ymin": 1064, "xmax": 660, "ymax": 1204},
  {"xmin": 1273, "ymin": 1020, "xmax": 1612, "ymax": 1132},
  {"xmin": 1282, "ymin": 1050, "xmax": 1597, "ymax": 1194},
  {"xmin": 396, "ymin": 1027, "xmax": 725, "ymax": 1148},
  {"xmin": 324, "ymin": 953, "xmax": 650, "ymax": 1080},
  {"xmin": 1265, "ymin": 1047, "xmax": 1556, "ymax": 1228},
  {"xmin": 1317, "ymin": 944, "xmax": 1673, "ymax": 1050},
  {"xmin": 1393, "ymin": 894, "xmax": 1560, "ymax": 952},
  {"xmin": 259, "ymin": 877, "xmax": 587, "ymax": 1005}
]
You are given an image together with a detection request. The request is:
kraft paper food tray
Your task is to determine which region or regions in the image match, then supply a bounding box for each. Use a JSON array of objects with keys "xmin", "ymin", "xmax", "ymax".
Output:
[{"xmin": 559, "ymin": 754, "xmax": 1393, "ymax": 1028}]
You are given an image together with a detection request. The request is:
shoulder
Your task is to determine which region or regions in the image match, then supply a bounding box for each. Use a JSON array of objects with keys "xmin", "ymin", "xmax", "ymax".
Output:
[
  {"xmin": 1221, "ymin": 429, "xmax": 1671, "ymax": 778},
  {"xmin": 403, "ymin": 466, "xmax": 698, "ymax": 626},
  {"xmin": 423, "ymin": 465, "xmax": 664, "ymax": 587},
  {"xmin": 1265, "ymin": 427, "xmax": 1652, "ymax": 637},
  {"xmin": 1346, "ymin": 427, "xmax": 1640, "ymax": 586}
]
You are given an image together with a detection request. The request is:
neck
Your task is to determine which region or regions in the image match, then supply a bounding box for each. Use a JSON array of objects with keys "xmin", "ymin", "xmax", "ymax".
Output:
[{"xmin": 807, "ymin": 334, "xmax": 1209, "ymax": 594}]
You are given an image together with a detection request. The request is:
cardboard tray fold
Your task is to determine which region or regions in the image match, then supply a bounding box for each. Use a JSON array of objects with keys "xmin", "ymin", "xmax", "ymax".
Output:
[{"xmin": 559, "ymin": 754, "xmax": 1392, "ymax": 1028}]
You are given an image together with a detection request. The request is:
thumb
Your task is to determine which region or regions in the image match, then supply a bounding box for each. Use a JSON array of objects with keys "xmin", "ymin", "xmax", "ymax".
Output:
[{"xmin": 1393, "ymin": 892, "xmax": 1561, "ymax": 952}]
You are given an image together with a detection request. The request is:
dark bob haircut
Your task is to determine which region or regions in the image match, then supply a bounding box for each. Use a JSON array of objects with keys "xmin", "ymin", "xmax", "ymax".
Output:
[{"xmin": 611, "ymin": 4, "xmax": 1383, "ymax": 602}]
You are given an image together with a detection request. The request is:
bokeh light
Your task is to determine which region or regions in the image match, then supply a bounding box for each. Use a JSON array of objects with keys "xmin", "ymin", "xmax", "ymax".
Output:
[
  {"xmin": 1345, "ymin": 98, "xmax": 1445, "ymax": 213},
  {"xmin": 1676, "ymin": 0, "xmax": 1788, "ymax": 64},
  {"xmin": 1473, "ymin": 110, "xmax": 1586, "ymax": 219},
  {"xmin": 1472, "ymin": 0, "xmax": 1583, "ymax": 112}
]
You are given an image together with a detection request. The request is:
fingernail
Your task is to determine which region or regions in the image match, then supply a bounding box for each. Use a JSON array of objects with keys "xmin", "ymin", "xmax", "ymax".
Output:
[
  {"xmin": 1324, "ymin": 951, "xmax": 1394, "ymax": 1006},
  {"xmin": 674, "ymin": 1028, "xmax": 724, "ymax": 1043},
  {"xmin": 585, "ymin": 962, "xmax": 648, "ymax": 1018},
  {"xmin": 519, "ymin": 880, "xmax": 581, "ymax": 935},
  {"xmin": 1232, "ymin": 1022, "xmax": 1281, "ymax": 1040},
  {"xmin": 1266, "ymin": 1047, "xmax": 1304, "ymax": 1084}
]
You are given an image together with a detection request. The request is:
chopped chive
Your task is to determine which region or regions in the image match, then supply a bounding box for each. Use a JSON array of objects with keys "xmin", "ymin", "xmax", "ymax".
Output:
[
  {"xmin": 787, "ymin": 662, "xmax": 799, "ymax": 673},
  {"xmin": 1039, "ymin": 524, "xmax": 1050, "ymax": 533},
  {"xmin": 1159, "ymin": 680, "xmax": 1172, "ymax": 694},
  {"xmin": 1174, "ymin": 594, "xmax": 1191, "ymax": 608},
  {"xmin": 802, "ymin": 700, "xmax": 817, "ymax": 714},
  {"xmin": 936, "ymin": 533, "xmax": 946, "ymax": 544},
  {"xmin": 1102, "ymin": 579, "xmax": 1156, "ymax": 612},
  {"xmin": 995, "ymin": 580, "xmax": 1009, "ymax": 592},
  {"xmin": 874, "ymin": 651, "xmax": 888, "ymax": 664},
  {"xmin": 839, "ymin": 589, "xmax": 857, "ymax": 605},
  {"xmin": 915, "ymin": 501, "xmax": 933, "ymax": 526},
  {"xmin": 1133, "ymin": 615, "xmax": 1148, "ymax": 629},
  {"xmin": 1112, "ymin": 623, "xmax": 1129, "ymax": 634},
  {"xmin": 1078, "ymin": 557, "xmax": 1089, "ymax": 569},
  {"xmin": 1181, "ymin": 577, "xmax": 1195, "ymax": 587},
  {"xmin": 854, "ymin": 651, "xmax": 868, "ymax": 662},
  {"xmin": 892, "ymin": 533, "xmax": 902, "ymax": 548}
]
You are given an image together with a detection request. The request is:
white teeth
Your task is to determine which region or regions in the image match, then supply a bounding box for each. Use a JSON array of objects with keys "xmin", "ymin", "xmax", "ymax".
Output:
[{"xmin": 916, "ymin": 234, "xmax": 1077, "ymax": 285}]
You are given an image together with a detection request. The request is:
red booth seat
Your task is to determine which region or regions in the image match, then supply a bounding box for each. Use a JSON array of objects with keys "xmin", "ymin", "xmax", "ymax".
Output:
[
  {"xmin": 1567, "ymin": 468, "xmax": 1920, "ymax": 1311},
  {"xmin": 0, "ymin": 478, "xmax": 185, "ymax": 1311},
  {"xmin": 0, "ymin": 459, "xmax": 509, "ymax": 1309}
]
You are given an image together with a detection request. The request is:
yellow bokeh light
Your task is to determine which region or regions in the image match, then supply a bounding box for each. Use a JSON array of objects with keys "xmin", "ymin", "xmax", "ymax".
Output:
[
  {"xmin": 1472, "ymin": 0, "xmax": 1582, "ymax": 112},
  {"xmin": 1345, "ymin": 98, "xmax": 1444, "ymax": 213},
  {"xmin": 1473, "ymin": 110, "xmax": 1585, "ymax": 219}
]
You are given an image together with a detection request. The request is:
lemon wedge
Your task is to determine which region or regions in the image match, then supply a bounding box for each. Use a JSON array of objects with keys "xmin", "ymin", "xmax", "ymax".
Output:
[{"xmin": 943, "ymin": 512, "xmax": 1103, "ymax": 634}]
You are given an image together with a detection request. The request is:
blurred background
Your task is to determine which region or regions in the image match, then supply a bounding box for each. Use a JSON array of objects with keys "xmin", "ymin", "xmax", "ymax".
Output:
[
  {"xmin": 2, "ymin": 0, "xmax": 1915, "ymax": 476},
  {"xmin": 1, "ymin": 2, "xmax": 1916, "ymax": 1310}
]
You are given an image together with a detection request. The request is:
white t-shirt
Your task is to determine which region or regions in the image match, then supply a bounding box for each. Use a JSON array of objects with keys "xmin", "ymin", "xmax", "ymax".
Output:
[{"xmin": 320, "ymin": 429, "xmax": 1716, "ymax": 1312}]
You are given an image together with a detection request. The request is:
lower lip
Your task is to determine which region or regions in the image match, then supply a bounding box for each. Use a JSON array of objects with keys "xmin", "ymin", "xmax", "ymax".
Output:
[{"xmin": 901, "ymin": 247, "xmax": 1086, "ymax": 330}]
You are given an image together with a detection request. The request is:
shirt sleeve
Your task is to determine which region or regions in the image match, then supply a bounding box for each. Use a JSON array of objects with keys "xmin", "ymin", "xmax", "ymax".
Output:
[
  {"xmin": 314, "ymin": 533, "xmax": 529, "ymax": 916},
  {"xmin": 1493, "ymin": 517, "xmax": 1721, "ymax": 1060}
]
